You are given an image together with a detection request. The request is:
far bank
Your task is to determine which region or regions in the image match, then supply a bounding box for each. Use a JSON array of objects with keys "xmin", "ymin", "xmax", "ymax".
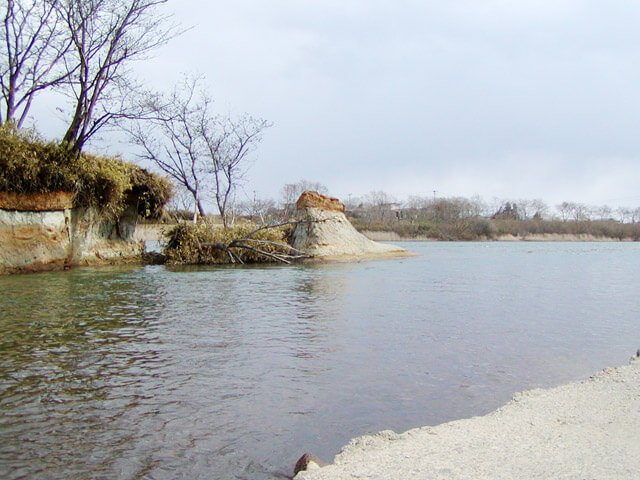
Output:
[{"xmin": 362, "ymin": 230, "xmax": 637, "ymax": 242}]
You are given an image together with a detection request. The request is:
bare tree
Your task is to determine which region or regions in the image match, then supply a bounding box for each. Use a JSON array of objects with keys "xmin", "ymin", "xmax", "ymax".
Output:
[
  {"xmin": 433, "ymin": 197, "xmax": 475, "ymax": 221},
  {"xmin": 530, "ymin": 199, "xmax": 549, "ymax": 219},
  {"xmin": 556, "ymin": 201, "xmax": 589, "ymax": 221},
  {"xmin": 593, "ymin": 204, "xmax": 613, "ymax": 221},
  {"xmin": 129, "ymin": 78, "xmax": 209, "ymax": 222},
  {"xmin": 237, "ymin": 196, "xmax": 277, "ymax": 224},
  {"xmin": 279, "ymin": 180, "xmax": 328, "ymax": 218},
  {"xmin": 57, "ymin": 0, "xmax": 176, "ymax": 153},
  {"xmin": 617, "ymin": 207, "xmax": 632, "ymax": 224},
  {"xmin": 343, "ymin": 194, "xmax": 361, "ymax": 211},
  {"xmin": 556, "ymin": 202, "xmax": 571, "ymax": 221},
  {"xmin": 517, "ymin": 199, "xmax": 533, "ymax": 220},
  {"xmin": 200, "ymin": 113, "xmax": 270, "ymax": 228},
  {"xmin": 0, "ymin": 0, "xmax": 72, "ymax": 127},
  {"xmin": 406, "ymin": 194, "xmax": 430, "ymax": 211},
  {"xmin": 571, "ymin": 202, "xmax": 590, "ymax": 221},
  {"xmin": 129, "ymin": 76, "xmax": 269, "ymax": 226},
  {"xmin": 468, "ymin": 194, "xmax": 487, "ymax": 217},
  {"xmin": 363, "ymin": 190, "xmax": 396, "ymax": 219}
]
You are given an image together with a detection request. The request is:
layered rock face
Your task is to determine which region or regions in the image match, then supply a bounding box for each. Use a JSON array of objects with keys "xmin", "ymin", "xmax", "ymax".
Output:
[
  {"xmin": 290, "ymin": 191, "xmax": 407, "ymax": 259},
  {"xmin": 295, "ymin": 191, "xmax": 345, "ymax": 212},
  {"xmin": 0, "ymin": 192, "xmax": 142, "ymax": 274}
]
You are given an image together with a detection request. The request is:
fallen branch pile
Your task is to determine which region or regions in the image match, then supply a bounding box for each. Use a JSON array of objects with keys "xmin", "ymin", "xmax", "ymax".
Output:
[
  {"xmin": 164, "ymin": 219, "xmax": 326, "ymax": 265},
  {"xmin": 202, "ymin": 220, "xmax": 312, "ymax": 264}
]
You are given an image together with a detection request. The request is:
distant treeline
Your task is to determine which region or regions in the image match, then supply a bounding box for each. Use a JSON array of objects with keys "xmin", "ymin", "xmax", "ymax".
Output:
[
  {"xmin": 157, "ymin": 180, "xmax": 640, "ymax": 241},
  {"xmin": 346, "ymin": 195, "xmax": 640, "ymax": 241}
]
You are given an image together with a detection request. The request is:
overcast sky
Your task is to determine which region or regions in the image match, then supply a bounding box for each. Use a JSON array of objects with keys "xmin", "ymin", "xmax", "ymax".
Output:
[{"xmin": 36, "ymin": 1, "xmax": 640, "ymax": 208}]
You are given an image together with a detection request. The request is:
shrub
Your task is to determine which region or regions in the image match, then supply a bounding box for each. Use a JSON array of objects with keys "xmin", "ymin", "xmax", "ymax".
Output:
[
  {"xmin": 164, "ymin": 222, "xmax": 292, "ymax": 264},
  {"xmin": 0, "ymin": 124, "xmax": 172, "ymax": 218}
]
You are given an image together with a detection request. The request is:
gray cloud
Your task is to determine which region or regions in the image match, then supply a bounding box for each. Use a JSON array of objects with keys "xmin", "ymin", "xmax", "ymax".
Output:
[{"xmin": 32, "ymin": 1, "xmax": 640, "ymax": 207}]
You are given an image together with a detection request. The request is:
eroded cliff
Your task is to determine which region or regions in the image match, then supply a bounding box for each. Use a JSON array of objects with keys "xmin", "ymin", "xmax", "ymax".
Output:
[
  {"xmin": 0, "ymin": 192, "xmax": 143, "ymax": 274},
  {"xmin": 290, "ymin": 191, "xmax": 409, "ymax": 260}
]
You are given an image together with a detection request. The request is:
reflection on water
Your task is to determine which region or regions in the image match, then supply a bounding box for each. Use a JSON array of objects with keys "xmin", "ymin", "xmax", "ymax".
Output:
[
  {"xmin": 1, "ymin": 243, "xmax": 640, "ymax": 479},
  {"xmin": 0, "ymin": 267, "xmax": 166, "ymax": 479}
]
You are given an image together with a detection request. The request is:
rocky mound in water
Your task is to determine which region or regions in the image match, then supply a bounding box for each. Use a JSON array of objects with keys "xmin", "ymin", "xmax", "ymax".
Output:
[{"xmin": 290, "ymin": 191, "xmax": 409, "ymax": 260}]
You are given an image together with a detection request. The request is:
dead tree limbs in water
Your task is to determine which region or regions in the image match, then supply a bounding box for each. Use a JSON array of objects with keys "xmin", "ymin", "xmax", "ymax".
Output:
[{"xmin": 201, "ymin": 218, "xmax": 328, "ymax": 264}]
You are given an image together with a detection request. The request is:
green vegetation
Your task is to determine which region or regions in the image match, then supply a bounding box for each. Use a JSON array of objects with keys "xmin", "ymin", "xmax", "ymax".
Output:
[
  {"xmin": 164, "ymin": 222, "xmax": 296, "ymax": 264},
  {"xmin": 0, "ymin": 125, "xmax": 172, "ymax": 218}
]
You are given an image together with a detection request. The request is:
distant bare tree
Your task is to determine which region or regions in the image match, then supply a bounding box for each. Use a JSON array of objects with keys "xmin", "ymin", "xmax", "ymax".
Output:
[
  {"xmin": 343, "ymin": 194, "xmax": 361, "ymax": 211},
  {"xmin": 0, "ymin": 0, "xmax": 72, "ymax": 127},
  {"xmin": 530, "ymin": 199, "xmax": 549, "ymax": 219},
  {"xmin": 570, "ymin": 202, "xmax": 590, "ymax": 221},
  {"xmin": 517, "ymin": 199, "xmax": 533, "ymax": 219},
  {"xmin": 406, "ymin": 194, "xmax": 430, "ymax": 210},
  {"xmin": 364, "ymin": 190, "xmax": 397, "ymax": 219},
  {"xmin": 556, "ymin": 202, "xmax": 589, "ymax": 221},
  {"xmin": 556, "ymin": 202, "xmax": 571, "ymax": 221},
  {"xmin": 237, "ymin": 196, "xmax": 276, "ymax": 224},
  {"xmin": 280, "ymin": 180, "xmax": 328, "ymax": 218},
  {"xmin": 594, "ymin": 205, "xmax": 613, "ymax": 221},
  {"xmin": 616, "ymin": 207, "xmax": 633, "ymax": 224},
  {"xmin": 57, "ymin": 0, "xmax": 176, "ymax": 153},
  {"xmin": 468, "ymin": 194, "xmax": 487, "ymax": 217}
]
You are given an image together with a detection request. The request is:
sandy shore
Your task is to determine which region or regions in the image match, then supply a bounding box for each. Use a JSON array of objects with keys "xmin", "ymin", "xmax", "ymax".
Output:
[
  {"xmin": 295, "ymin": 352, "xmax": 640, "ymax": 479},
  {"xmin": 363, "ymin": 231, "xmax": 630, "ymax": 242}
]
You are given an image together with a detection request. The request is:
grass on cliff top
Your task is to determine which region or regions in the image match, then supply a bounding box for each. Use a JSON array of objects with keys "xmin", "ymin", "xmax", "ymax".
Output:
[
  {"xmin": 0, "ymin": 124, "xmax": 172, "ymax": 218},
  {"xmin": 164, "ymin": 222, "xmax": 294, "ymax": 264}
]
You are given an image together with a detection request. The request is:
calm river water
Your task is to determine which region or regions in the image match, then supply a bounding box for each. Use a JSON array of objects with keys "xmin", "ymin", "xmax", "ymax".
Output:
[{"xmin": 1, "ymin": 242, "xmax": 639, "ymax": 479}]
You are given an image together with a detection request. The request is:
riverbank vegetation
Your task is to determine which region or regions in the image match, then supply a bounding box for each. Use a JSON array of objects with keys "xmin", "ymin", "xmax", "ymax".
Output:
[
  {"xmin": 0, "ymin": 125, "xmax": 172, "ymax": 218},
  {"xmin": 346, "ymin": 195, "xmax": 640, "ymax": 241},
  {"xmin": 220, "ymin": 181, "xmax": 640, "ymax": 242},
  {"xmin": 163, "ymin": 221, "xmax": 307, "ymax": 264}
]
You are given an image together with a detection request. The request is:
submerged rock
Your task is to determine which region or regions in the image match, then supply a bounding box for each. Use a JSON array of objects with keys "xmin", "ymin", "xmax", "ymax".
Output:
[{"xmin": 290, "ymin": 191, "xmax": 409, "ymax": 260}]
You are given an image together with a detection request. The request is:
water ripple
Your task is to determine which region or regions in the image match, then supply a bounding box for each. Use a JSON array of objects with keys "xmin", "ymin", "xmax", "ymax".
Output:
[{"xmin": 1, "ymin": 243, "xmax": 639, "ymax": 478}]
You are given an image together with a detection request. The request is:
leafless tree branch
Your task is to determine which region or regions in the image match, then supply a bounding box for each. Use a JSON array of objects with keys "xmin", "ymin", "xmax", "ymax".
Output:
[{"xmin": 0, "ymin": 0, "xmax": 74, "ymax": 127}]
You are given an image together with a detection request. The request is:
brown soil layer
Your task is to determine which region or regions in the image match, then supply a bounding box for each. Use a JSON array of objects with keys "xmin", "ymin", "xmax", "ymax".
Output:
[{"xmin": 0, "ymin": 191, "xmax": 74, "ymax": 211}]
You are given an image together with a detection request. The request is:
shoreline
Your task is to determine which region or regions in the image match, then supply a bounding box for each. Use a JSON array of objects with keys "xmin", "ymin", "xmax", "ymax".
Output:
[
  {"xmin": 362, "ymin": 230, "xmax": 635, "ymax": 242},
  {"xmin": 137, "ymin": 225, "xmax": 636, "ymax": 244},
  {"xmin": 295, "ymin": 351, "xmax": 640, "ymax": 479}
]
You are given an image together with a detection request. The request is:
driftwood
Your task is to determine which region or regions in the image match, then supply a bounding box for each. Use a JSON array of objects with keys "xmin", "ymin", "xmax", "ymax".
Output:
[{"xmin": 201, "ymin": 218, "xmax": 326, "ymax": 264}]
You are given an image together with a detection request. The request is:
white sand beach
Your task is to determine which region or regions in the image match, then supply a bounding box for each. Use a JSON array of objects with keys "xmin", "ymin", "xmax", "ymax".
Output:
[{"xmin": 296, "ymin": 352, "xmax": 640, "ymax": 479}]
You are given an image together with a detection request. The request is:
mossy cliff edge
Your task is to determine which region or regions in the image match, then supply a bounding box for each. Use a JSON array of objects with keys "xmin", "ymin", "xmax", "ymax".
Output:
[{"xmin": 0, "ymin": 127, "xmax": 172, "ymax": 274}]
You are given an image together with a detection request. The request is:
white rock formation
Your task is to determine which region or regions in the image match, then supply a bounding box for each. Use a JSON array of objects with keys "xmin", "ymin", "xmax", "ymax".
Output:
[
  {"xmin": 290, "ymin": 191, "xmax": 408, "ymax": 259},
  {"xmin": 0, "ymin": 192, "xmax": 142, "ymax": 274}
]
